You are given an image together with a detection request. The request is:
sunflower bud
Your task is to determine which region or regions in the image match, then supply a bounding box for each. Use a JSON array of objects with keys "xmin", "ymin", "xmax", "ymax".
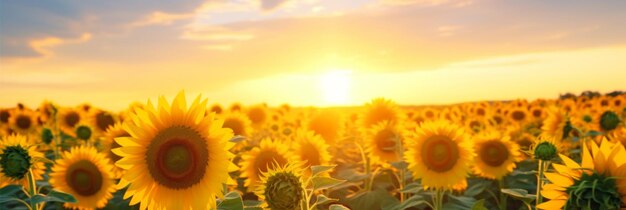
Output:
[
  {"xmin": 76, "ymin": 125, "xmax": 92, "ymax": 141},
  {"xmin": 264, "ymin": 172, "xmax": 303, "ymax": 210},
  {"xmin": 582, "ymin": 115, "xmax": 592, "ymax": 123},
  {"xmin": 599, "ymin": 111, "xmax": 620, "ymax": 131},
  {"xmin": 566, "ymin": 172, "xmax": 621, "ymax": 210},
  {"xmin": 562, "ymin": 120, "xmax": 573, "ymax": 140},
  {"xmin": 41, "ymin": 128, "xmax": 54, "ymax": 144},
  {"xmin": 0, "ymin": 146, "xmax": 32, "ymax": 179},
  {"xmin": 533, "ymin": 141, "xmax": 557, "ymax": 161}
]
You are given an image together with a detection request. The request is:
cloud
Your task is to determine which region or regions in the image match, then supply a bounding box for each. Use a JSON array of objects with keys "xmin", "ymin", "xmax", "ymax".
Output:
[
  {"xmin": 130, "ymin": 11, "xmax": 195, "ymax": 27},
  {"xmin": 260, "ymin": 0, "xmax": 290, "ymax": 10}
]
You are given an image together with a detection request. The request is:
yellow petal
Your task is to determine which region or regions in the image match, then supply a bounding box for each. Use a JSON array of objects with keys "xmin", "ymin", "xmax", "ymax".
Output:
[
  {"xmin": 545, "ymin": 172, "xmax": 574, "ymax": 188},
  {"xmin": 552, "ymin": 164, "xmax": 580, "ymax": 179},
  {"xmin": 537, "ymin": 199, "xmax": 566, "ymax": 210},
  {"xmin": 559, "ymin": 154, "xmax": 580, "ymax": 169},
  {"xmin": 542, "ymin": 189, "xmax": 568, "ymax": 200},
  {"xmin": 582, "ymin": 141, "xmax": 595, "ymax": 174}
]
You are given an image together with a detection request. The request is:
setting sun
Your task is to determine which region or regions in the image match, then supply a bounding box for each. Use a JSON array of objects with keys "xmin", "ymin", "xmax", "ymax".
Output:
[{"xmin": 319, "ymin": 70, "xmax": 351, "ymax": 106}]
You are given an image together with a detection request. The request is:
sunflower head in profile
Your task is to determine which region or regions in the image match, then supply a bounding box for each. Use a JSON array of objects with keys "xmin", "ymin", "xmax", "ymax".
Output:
[
  {"xmin": 240, "ymin": 138, "xmax": 291, "ymax": 188},
  {"xmin": 306, "ymin": 109, "xmax": 344, "ymax": 145},
  {"xmin": 0, "ymin": 134, "xmax": 45, "ymax": 188},
  {"xmin": 74, "ymin": 123, "xmax": 95, "ymax": 143},
  {"xmin": 538, "ymin": 139, "xmax": 626, "ymax": 210},
  {"xmin": 58, "ymin": 108, "xmax": 86, "ymax": 137},
  {"xmin": 37, "ymin": 100, "xmax": 56, "ymax": 125},
  {"xmin": 101, "ymin": 122, "xmax": 129, "ymax": 179},
  {"xmin": 221, "ymin": 111, "xmax": 252, "ymax": 137},
  {"xmin": 404, "ymin": 120, "xmax": 474, "ymax": 190},
  {"xmin": 8, "ymin": 108, "xmax": 37, "ymax": 134},
  {"xmin": 255, "ymin": 162, "xmax": 305, "ymax": 210},
  {"xmin": 113, "ymin": 91, "xmax": 236, "ymax": 210},
  {"xmin": 359, "ymin": 98, "xmax": 402, "ymax": 129},
  {"xmin": 50, "ymin": 145, "xmax": 116, "ymax": 210},
  {"xmin": 596, "ymin": 109, "xmax": 621, "ymax": 132},
  {"xmin": 472, "ymin": 131, "xmax": 522, "ymax": 180},
  {"xmin": 542, "ymin": 107, "xmax": 575, "ymax": 140},
  {"xmin": 365, "ymin": 121, "xmax": 403, "ymax": 165},
  {"xmin": 291, "ymin": 129, "xmax": 331, "ymax": 175}
]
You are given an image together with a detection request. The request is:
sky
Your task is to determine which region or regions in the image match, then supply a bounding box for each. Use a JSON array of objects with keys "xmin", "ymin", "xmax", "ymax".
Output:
[{"xmin": 1, "ymin": 0, "xmax": 626, "ymax": 110}]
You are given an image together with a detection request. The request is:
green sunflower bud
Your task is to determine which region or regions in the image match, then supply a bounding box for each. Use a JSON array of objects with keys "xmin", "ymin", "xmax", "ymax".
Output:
[
  {"xmin": 599, "ymin": 111, "xmax": 620, "ymax": 131},
  {"xmin": 264, "ymin": 172, "xmax": 303, "ymax": 210},
  {"xmin": 0, "ymin": 146, "xmax": 32, "ymax": 179},
  {"xmin": 41, "ymin": 128, "xmax": 54, "ymax": 144},
  {"xmin": 562, "ymin": 120, "xmax": 573, "ymax": 140},
  {"xmin": 582, "ymin": 115, "xmax": 592, "ymax": 123},
  {"xmin": 534, "ymin": 141, "xmax": 557, "ymax": 161},
  {"xmin": 565, "ymin": 172, "xmax": 621, "ymax": 210},
  {"xmin": 75, "ymin": 125, "xmax": 92, "ymax": 141}
]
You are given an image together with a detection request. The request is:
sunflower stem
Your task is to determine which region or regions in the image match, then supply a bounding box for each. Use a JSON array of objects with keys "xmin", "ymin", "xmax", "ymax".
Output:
[
  {"xmin": 27, "ymin": 169, "xmax": 38, "ymax": 210},
  {"xmin": 536, "ymin": 159, "xmax": 545, "ymax": 206},
  {"xmin": 498, "ymin": 178, "xmax": 507, "ymax": 210},
  {"xmin": 433, "ymin": 189, "xmax": 444, "ymax": 210}
]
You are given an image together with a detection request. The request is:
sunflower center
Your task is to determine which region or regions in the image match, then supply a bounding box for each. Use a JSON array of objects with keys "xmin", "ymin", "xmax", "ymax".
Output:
[
  {"xmin": 375, "ymin": 129, "xmax": 397, "ymax": 153},
  {"xmin": 599, "ymin": 111, "xmax": 620, "ymax": 131},
  {"xmin": 255, "ymin": 150, "xmax": 287, "ymax": 175},
  {"xmin": 479, "ymin": 140, "xmax": 509, "ymax": 167},
  {"xmin": 66, "ymin": 160, "xmax": 103, "ymax": 196},
  {"xmin": 511, "ymin": 111, "xmax": 526, "ymax": 121},
  {"xmin": 421, "ymin": 135, "xmax": 459, "ymax": 173},
  {"xmin": 224, "ymin": 118, "xmax": 245, "ymax": 136},
  {"xmin": 146, "ymin": 126, "xmax": 208, "ymax": 189},
  {"xmin": 532, "ymin": 110, "xmax": 542, "ymax": 118},
  {"xmin": 565, "ymin": 172, "xmax": 621, "ymax": 210},
  {"xmin": 95, "ymin": 112, "xmax": 115, "ymax": 131},
  {"xmin": 16, "ymin": 115, "xmax": 31, "ymax": 129},
  {"xmin": 265, "ymin": 172, "xmax": 304, "ymax": 210},
  {"xmin": 477, "ymin": 108, "xmax": 486, "ymax": 116},
  {"xmin": 0, "ymin": 111, "xmax": 9, "ymax": 123},
  {"xmin": 65, "ymin": 112, "xmax": 80, "ymax": 127},
  {"xmin": 75, "ymin": 126, "xmax": 92, "ymax": 140},
  {"xmin": 0, "ymin": 146, "xmax": 31, "ymax": 179}
]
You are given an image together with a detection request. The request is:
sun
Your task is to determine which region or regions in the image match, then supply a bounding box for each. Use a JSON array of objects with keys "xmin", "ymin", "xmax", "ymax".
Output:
[{"xmin": 319, "ymin": 70, "xmax": 351, "ymax": 106}]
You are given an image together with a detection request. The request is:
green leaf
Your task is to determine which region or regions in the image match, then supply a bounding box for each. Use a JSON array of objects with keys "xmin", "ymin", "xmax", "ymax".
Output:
[
  {"xmin": 501, "ymin": 188, "xmax": 536, "ymax": 203},
  {"xmin": 312, "ymin": 176, "xmax": 345, "ymax": 190},
  {"xmin": 464, "ymin": 180, "xmax": 490, "ymax": 197},
  {"xmin": 311, "ymin": 165, "xmax": 336, "ymax": 177},
  {"xmin": 329, "ymin": 204, "xmax": 350, "ymax": 210},
  {"xmin": 348, "ymin": 189, "xmax": 399, "ymax": 210},
  {"xmin": 471, "ymin": 199, "xmax": 488, "ymax": 210},
  {"xmin": 389, "ymin": 195, "xmax": 427, "ymax": 210},
  {"xmin": 400, "ymin": 182, "xmax": 423, "ymax": 193},
  {"xmin": 244, "ymin": 207, "xmax": 262, "ymax": 210},
  {"xmin": 45, "ymin": 190, "xmax": 77, "ymax": 203},
  {"xmin": 316, "ymin": 194, "xmax": 338, "ymax": 205},
  {"xmin": 217, "ymin": 191, "xmax": 244, "ymax": 210},
  {"xmin": 0, "ymin": 185, "xmax": 23, "ymax": 196}
]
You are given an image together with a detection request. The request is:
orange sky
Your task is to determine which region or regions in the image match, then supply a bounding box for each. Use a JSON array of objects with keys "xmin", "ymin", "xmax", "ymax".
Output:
[{"xmin": 1, "ymin": 0, "xmax": 626, "ymax": 110}]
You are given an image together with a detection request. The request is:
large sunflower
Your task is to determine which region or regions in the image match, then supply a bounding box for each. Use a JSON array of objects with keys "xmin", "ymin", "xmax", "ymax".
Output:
[
  {"xmin": 101, "ymin": 122, "xmax": 129, "ymax": 179},
  {"xmin": 538, "ymin": 139, "xmax": 626, "ymax": 209},
  {"xmin": 239, "ymin": 138, "xmax": 291, "ymax": 188},
  {"xmin": 50, "ymin": 145, "xmax": 116, "ymax": 210},
  {"xmin": 0, "ymin": 134, "xmax": 45, "ymax": 188},
  {"xmin": 8, "ymin": 108, "xmax": 38, "ymax": 134},
  {"xmin": 359, "ymin": 98, "xmax": 402, "ymax": 129},
  {"xmin": 255, "ymin": 162, "xmax": 305, "ymax": 210},
  {"xmin": 113, "ymin": 91, "xmax": 236, "ymax": 210},
  {"xmin": 291, "ymin": 129, "xmax": 331, "ymax": 174},
  {"xmin": 306, "ymin": 109, "xmax": 344, "ymax": 145},
  {"xmin": 365, "ymin": 121, "xmax": 402, "ymax": 165},
  {"xmin": 404, "ymin": 121, "xmax": 474, "ymax": 190},
  {"xmin": 472, "ymin": 131, "xmax": 522, "ymax": 179}
]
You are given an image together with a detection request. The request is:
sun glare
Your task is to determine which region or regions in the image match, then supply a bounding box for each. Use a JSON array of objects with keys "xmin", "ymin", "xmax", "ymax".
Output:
[{"xmin": 319, "ymin": 70, "xmax": 351, "ymax": 106}]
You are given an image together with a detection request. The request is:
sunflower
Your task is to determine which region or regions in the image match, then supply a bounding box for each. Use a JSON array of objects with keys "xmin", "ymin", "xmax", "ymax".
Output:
[
  {"xmin": 91, "ymin": 110, "xmax": 116, "ymax": 134},
  {"xmin": 291, "ymin": 130, "xmax": 331, "ymax": 174},
  {"xmin": 37, "ymin": 100, "xmax": 56, "ymax": 125},
  {"xmin": 50, "ymin": 145, "xmax": 116, "ymax": 210},
  {"xmin": 0, "ymin": 109, "xmax": 11, "ymax": 126},
  {"xmin": 240, "ymin": 138, "xmax": 291, "ymax": 188},
  {"xmin": 255, "ymin": 162, "xmax": 305, "ymax": 210},
  {"xmin": 8, "ymin": 108, "xmax": 38, "ymax": 135},
  {"xmin": 537, "ymin": 139, "xmax": 626, "ymax": 209},
  {"xmin": 246, "ymin": 104, "xmax": 268, "ymax": 128},
  {"xmin": 532, "ymin": 135, "xmax": 563, "ymax": 161},
  {"xmin": 210, "ymin": 104, "xmax": 223, "ymax": 114},
  {"xmin": 595, "ymin": 109, "xmax": 622, "ymax": 132},
  {"xmin": 542, "ymin": 107, "xmax": 575, "ymax": 140},
  {"xmin": 306, "ymin": 109, "xmax": 344, "ymax": 145},
  {"xmin": 0, "ymin": 134, "xmax": 45, "ymax": 188},
  {"xmin": 221, "ymin": 111, "xmax": 252, "ymax": 137},
  {"xmin": 113, "ymin": 91, "xmax": 236, "ymax": 210},
  {"xmin": 58, "ymin": 108, "xmax": 86, "ymax": 137},
  {"xmin": 75, "ymin": 123, "xmax": 96, "ymax": 143},
  {"xmin": 365, "ymin": 121, "xmax": 402, "ymax": 165},
  {"xmin": 420, "ymin": 107, "xmax": 438, "ymax": 122},
  {"xmin": 508, "ymin": 107, "xmax": 529, "ymax": 124},
  {"xmin": 404, "ymin": 120, "xmax": 474, "ymax": 190},
  {"xmin": 101, "ymin": 123, "xmax": 129, "ymax": 179},
  {"xmin": 472, "ymin": 131, "xmax": 522, "ymax": 179},
  {"xmin": 359, "ymin": 98, "xmax": 402, "ymax": 129}
]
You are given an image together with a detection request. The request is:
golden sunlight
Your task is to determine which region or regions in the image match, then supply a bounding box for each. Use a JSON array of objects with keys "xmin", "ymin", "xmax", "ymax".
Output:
[{"xmin": 318, "ymin": 70, "xmax": 351, "ymax": 106}]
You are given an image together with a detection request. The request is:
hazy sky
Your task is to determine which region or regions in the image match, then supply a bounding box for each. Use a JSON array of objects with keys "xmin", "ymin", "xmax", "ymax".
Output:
[{"xmin": 1, "ymin": 0, "xmax": 625, "ymax": 110}]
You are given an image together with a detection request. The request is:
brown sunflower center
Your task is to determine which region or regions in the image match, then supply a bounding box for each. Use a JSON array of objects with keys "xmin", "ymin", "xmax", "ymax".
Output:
[
  {"xmin": 146, "ymin": 126, "xmax": 208, "ymax": 189},
  {"xmin": 16, "ymin": 115, "xmax": 31, "ymax": 129},
  {"xmin": 0, "ymin": 111, "xmax": 10, "ymax": 123},
  {"xmin": 300, "ymin": 142, "xmax": 321, "ymax": 166},
  {"xmin": 95, "ymin": 112, "xmax": 115, "ymax": 131},
  {"xmin": 65, "ymin": 112, "xmax": 80, "ymax": 127},
  {"xmin": 375, "ymin": 128, "xmax": 397, "ymax": 153},
  {"xmin": 66, "ymin": 160, "xmax": 103, "ymax": 196},
  {"xmin": 421, "ymin": 135, "xmax": 459, "ymax": 173},
  {"xmin": 476, "ymin": 108, "xmax": 486, "ymax": 116},
  {"xmin": 511, "ymin": 111, "xmax": 526, "ymax": 121},
  {"xmin": 254, "ymin": 150, "xmax": 287, "ymax": 176},
  {"xmin": 532, "ymin": 110, "xmax": 542, "ymax": 118},
  {"xmin": 479, "ymin": 140, "xmax": 509, "ymax": 167},
  {"xmin": 224, "ymin": 118, "xmax": 245, "ymax": 136}
]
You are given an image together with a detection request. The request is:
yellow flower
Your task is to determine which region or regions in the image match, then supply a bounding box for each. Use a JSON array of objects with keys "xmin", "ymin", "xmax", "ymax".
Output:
[
  {"xmin": 306, "ymin": 109, "xmax": 344, "ymax": 145},
  {"xmin": 101, "ymin": 122, "xmax": 129, "ymax": 179},
  {"xmin": 291, "ymin": 129, "xmax": 331, "ymax": 175},
  {"xmin": 538, "ymin": 139, "xmax": 626, "ymax": 209},
  {"xmin": 58, "ymin": 108, "xmax": 86, "ymax": 137},
  {"xmin": 246, "ymin": 104, "xmax": 268, "ymax": 128},
  {"xmin": 359, "ymin": 98, "xmax": 402, "ymax": 129},
  {"xmin": 8, "ymin": 108, "xmax": 38, "ymax": 134},
  {"xmin": 113, "ymin": 91, "xmax": 236, "ymax": 210},
  {"xmin": 240, "ymin": 138, "xmax": 291, "ymax": 188},
  {"xmin": 365, "ymin": 121, "xmax": 402, "ymax": 165},
  {"xmin": 255, "ymin": 162, "xmax": 305, "ymax": 210},
  {"xmin": 404, "ymin": 120, "xmax": 474, "ymax": 190},
  {"xmin": 0, "ymin": 134, "xmax": 45, "ymax": 188},
  {"xmin": 50, "ymin": 145, "xmax": 116, "ymax": 210},
  {"xmin": 221, "ymin": 111, "xmax": 252, "ymax": 137},
  {"xmin": 472, "ymin": 131, "xmax": 522, "ymax": 179}
]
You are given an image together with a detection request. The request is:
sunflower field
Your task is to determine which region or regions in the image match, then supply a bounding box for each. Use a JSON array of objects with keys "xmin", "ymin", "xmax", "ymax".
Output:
[{"xmin": 0, "ymin": 91, "xmax": 625, "ymax": 210}]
